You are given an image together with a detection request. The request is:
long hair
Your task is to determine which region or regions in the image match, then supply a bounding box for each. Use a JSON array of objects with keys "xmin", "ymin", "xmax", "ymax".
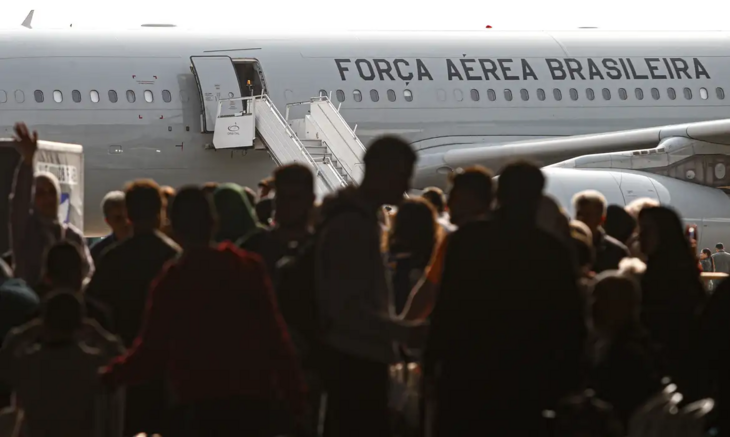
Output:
[
  {"xmin": 702, "ymin": 248, "xmax": 715, "ymax": 271},
  {"xmin": 389, "ymin": 199, "xmax": 438, "ymax": 266}
]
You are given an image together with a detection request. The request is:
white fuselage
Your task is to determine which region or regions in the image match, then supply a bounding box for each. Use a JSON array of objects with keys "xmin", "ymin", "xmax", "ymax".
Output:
[{"xmin": 1, "ymin": 29, "xmax": 729, "ymax": 235}]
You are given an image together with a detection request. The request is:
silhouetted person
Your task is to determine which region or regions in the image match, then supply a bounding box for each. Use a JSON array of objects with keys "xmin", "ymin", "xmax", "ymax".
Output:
[
  {"xmin": 201, "ymin": 182, "xmax": 219, "ymax": 199},
  {"xmin": 90, "ymin": 191, "xmax": 130, "ymax": 264},
  {"xmin": 317, "ymin": 136, "xmax": 425, "ymax": 437},
  {"xmin": 160, "ymin": 185, "xmax": 176, "ymax": 239},
  {"xmin": 256, "ymin": 197, "xmax": 275, "ymax": 227},
  {"xmin": 638, "ymin": 206, "xmax": 705, "ymax": 400},
  {"xmin": 244, "ymin": 186, "xmax": 257, "ymax": 208},
  {"xmin": 700, "ymin": 248, "xmax": 715, "ymax": 273},
  {"xmin": 424, "ymin": 161, "xmax": 586, "ymax": 437},
  {"xmin": 0, "ymin": 291, "xmax": 122, "ymax": 437},
  {"xmin": 0, "ymin": 258, "xmax": 37, "ymax": 343},
  {"xmin": 712, "ymin": 243, "xmax": 730, "ymax": 277},
  {"xmin": 573, "ymin": 191, "xmax": 629, "ymax": 273},
  {"xmin": 588, "ymin": 271, "xmax": 662, "ymax": 428},
  {"xmin": 86, "ymin": 178, "xmax": 180, "ymax": 436},
  {"xmin": 102, "ymin": 186, "xmax": 305, "ymax": 437},
  {"xmin": 213, "ymin": 183, "xmax": 262, "ymax": 245},
  {"xmin": 421, "ymin": 187, "xmax": 455, "ymax": 234},
  {"xmin": 400, "ymin": 166, "xmax": 494, "ymax": 321},
  {"xmin": 604, "ymin": 204, "xmax": 636, "ymax": 246},
  {"xmin": 388, "ymin": 199, "xmax": 438, "ymax": 315},
  {"xmin": 247, "ymin": 164, "xmax": 316, "ymax": 288},
  {"xmin": 9, "ymin": 122, "xmax": 92, "ymax": 288}
]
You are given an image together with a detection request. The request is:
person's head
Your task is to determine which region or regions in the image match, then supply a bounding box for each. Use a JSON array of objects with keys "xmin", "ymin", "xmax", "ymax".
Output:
[
  {"xmin": 273, "ymin": 164, "xmax": 316, "ymax": 228},
  {"xmin": 212, "ymin": 183, "xmax": 258, "ymax": 243},
  {"xmin": 101, "ymin": 190, "xmax": 129, "ymax": 239},
  {"xmin": 256, "ymin": 198, "xmax": 274, "ymax": 226},
  {"xmin": 496, "ymin": 160, "xmax": 545, "ymax": 219},
  {"xmin": 361, "ymin": 136, "xmax": 418, "ymax": 207},
  {"xmin": 258, "ymin": 177, "xmax": 274, "ymax": 199},
  {"xmin": 389, "ymin": 198, "xmax": 438, "ymax": 262},
  {"xmin": 701, "ymin": 248, "xmax": 712, "ymax": 260},
  {"xmin": 572, "ymin": 190, "xmax": 607, "ymax": 234},
  {"xmin": 716, "ymin": 243, "xmax": 725, "ymax": 252},
  {"xmin": 625, "ymin": 197, "xmax": 660, "ymax": 219},
  {"xmin": 592, "ymin": 271, "xmax": 641, "ymax": 334},
  {"xmin": 604, "ymin": 204, "xmax": 637, "ymax": 245},
  {"xmin": 171, "ymin": 186, "xmax": 216, "ymax": 246},
  {"xmin": 41, "ymin": 291, "xmax": 85, "ymax": 340},
  {"xmin": 202, "ymin": 182, "xmax": 219, "ymax": 198},
  {"xmin": 34, "ymin": 171, "xmax": 61, "ymax": 220},
  {"xmin": 570, "ymin": 220, "xmax": 594, "ymax": 276},
  {"xmin": 124, "ymin": 179, "xmax": 163, "ymax": 231},
  {"xmin": 42, "ymin": 240, "xmax": 84, "ymax": 292},
  {"xmin": 421, "ymin": 187, "xmax": 446, "ymax": 215},
  {"xmin": 447, "ymin": 166, "xmax": 494, "ymax": 227},
  {"xmin": 638, "ymin": 206, "xmax": 691, "ymax": 259}
]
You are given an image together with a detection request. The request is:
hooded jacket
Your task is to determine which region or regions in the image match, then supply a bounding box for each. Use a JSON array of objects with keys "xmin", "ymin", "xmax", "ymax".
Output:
[{"xmin": 315, "ymin": 187, "xmax": 413, "ymax": 364}]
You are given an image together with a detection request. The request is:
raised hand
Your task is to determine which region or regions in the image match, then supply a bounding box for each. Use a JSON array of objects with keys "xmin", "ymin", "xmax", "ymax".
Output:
[{"xmin": 13, "ymin": 122, "xmax": 38, "ymax": 164}]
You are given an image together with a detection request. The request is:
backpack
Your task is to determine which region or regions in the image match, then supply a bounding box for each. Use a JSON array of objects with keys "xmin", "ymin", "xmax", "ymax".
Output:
[{"xmin": 275, "ymin": 203, "xmax": 369, "ymax": 370}]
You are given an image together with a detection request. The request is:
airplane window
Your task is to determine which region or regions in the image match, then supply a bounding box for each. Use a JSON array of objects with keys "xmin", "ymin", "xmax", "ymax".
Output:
[
  {"xmin": 569, "ymin": 88, "xmax": 578, "ymax": 101},
  {"xmin": 651, "ymin": 88, "xmax": 660, "ymax": 100},
  {"xmin": 635, "ymin": 88, "xmax": 644, "ymax": 100},
  {"xmin": 370, "ymin": 89, "xmax": 379, "ymax": 102},
  {"xmin": 684, "ymin": 88, "xmax": 693, "ymax": 100},
  {"xmin": 319, "ymin": 90, "xmax": 328, "ymax": 98},
  {"xmin": 586, "ymin": 89, "xmax": 595, "ymax": 101},
  {"xmin": 90, "ymin": 90, "xmax": 100, "ymax": 103},
  {"xmin": 537, "ymin": 88, "xmax": 546, "ymax": 101},
  {"xmin": 353, "ymin": 89, "xmax": 362, "ymax": 102},
  {"xmin": 667, "ymin": 88, "xmax": 677, "ymax": 100},
  {"xmin": 553, "ymin": 89, "xmax": 562, "ymax": 101},
  {"xmin": 403, "ymin": 89, "xmax": 413, "ymax": 102},
  {"xmin": 15, "ymin": 90, "xmax": 25, "ymax": 103},
  {"xmin": 618, "ymin": 88, "xmax": 628, "ymax": 100},
  {"xmin": 72, "ymin": 90, "xmax": 82, "ymax": 103},
  {"xmin": 717, "ymin": 88, "xmax": 726, "ymax": 100},
  {"xmin": 700, "ymin": 88, "xmax": 708, "ymax": 100},
  {"xmin": 108, "ymin": 90, "xmax": 118, "ymax": 103},
  {"xmin": 487, "ymin": 89, "xmax": 497, "ymax": 101},
  {"xmin": 53, "ymin": 90, "xmax": 63, "ymax": 103},
  {"xmin": 144, "ymin": 90, "xmax": 154, "ymax": 103},
  {"xmin": 162, "ymin": 90, "xmax": 172, "ymax": 103},
  {"xmin": 127, "ymin": 90, "xmax": 136, "ymax": 103},
  {"xmin": 470, "ymin": 89, "xmax": 480, "ymax": 101},
  {"xmin": 520, "ymin": 89, "xmax": 529, "ymax": 101},
  {"xmin": 454, "ymin": 89, "xmax": 463, "ymax": 102},
  {"xmin": 335, "ymin": 90, "xmax": 345, "ymax": 102},
  {"xmin": 0, "ymin": 90, "xmax": 6, "ymax": 104},
  {"xmin": 602, "ymin": 88, "xmax": 611, "ymax": 100},
  {"xmin": 34, "ymin": 90, "xmax": 44, "ymax": 103},
  {"xmin": 715, "ymin": 163, "xmax": 726, "ymax": 180},
  {"xmin": 504, "ymin": 89, "xmax": 513, "ymax": 101},
  {"xmin": 388, "ymin": 89, "xmax": 397, "ymax": 102}
]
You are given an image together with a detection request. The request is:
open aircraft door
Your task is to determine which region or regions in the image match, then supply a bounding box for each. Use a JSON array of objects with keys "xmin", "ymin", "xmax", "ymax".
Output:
[{"xmin": 190, "ymin": 56, "xmax": 244, "ymax": 133}]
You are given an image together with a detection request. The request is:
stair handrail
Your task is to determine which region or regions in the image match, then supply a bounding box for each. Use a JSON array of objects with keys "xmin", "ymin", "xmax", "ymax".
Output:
[
  {"xmin": 306, "ymin": 115, "xmax": 359, "ymax": 183},
  {"xmin": 312, "ymin": 96, "xmax": 367, "ymax": 153},
  {"xmin": 219, "ymin": 96, "xmax": 346, "ymax": 191}
]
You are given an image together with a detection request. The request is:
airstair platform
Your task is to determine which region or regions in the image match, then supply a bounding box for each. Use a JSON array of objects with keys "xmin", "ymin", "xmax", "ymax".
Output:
[{"xmin": 213, "ymin": 94, "xmax": 365, "ymax": 199}]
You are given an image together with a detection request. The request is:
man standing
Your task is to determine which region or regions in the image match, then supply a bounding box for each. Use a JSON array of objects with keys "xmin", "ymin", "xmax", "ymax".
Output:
[
  {"xmin": 712, "ymin": 244, "xmax": 730, "ymax": 288},
  {"xmin": 90, "ymin": 191, "xmax": 130, "ymax": 264},
  {"xmin": 573, "ymin": 190, "xmax": 629, "ymax": 274}
]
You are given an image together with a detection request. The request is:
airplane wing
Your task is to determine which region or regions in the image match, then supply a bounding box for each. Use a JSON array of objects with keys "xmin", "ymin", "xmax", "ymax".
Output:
[
  {"xmin": 21, "ymin": 10, "xmax": 34, "ymax": 29},
  {"xmin": 438, "ymin": 119, "xmax": 730, "ymax": 172}
]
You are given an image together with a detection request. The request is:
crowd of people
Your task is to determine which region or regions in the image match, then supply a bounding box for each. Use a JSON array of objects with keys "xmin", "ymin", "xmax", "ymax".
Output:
[{"xmin": 0, "ymin": 121, "xmax": 729, "ymax": 437}]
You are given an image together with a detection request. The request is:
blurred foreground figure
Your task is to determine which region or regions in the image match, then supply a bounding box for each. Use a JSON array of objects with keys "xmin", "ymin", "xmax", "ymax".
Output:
[{"xmin": 424, "ymin": 161, "xmax": 586, "ymax": 437}]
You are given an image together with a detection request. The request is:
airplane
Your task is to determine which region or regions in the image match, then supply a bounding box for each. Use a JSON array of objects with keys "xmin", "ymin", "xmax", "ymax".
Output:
[{"xmin": 1, "ymin": 21, "xmax": 730, "ymax": 240}]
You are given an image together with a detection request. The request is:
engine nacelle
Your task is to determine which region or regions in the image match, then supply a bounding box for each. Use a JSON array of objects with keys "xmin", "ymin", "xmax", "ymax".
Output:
[{"xmin": 543, "ymin": 167, "xmax": 730, "ymax": 250}]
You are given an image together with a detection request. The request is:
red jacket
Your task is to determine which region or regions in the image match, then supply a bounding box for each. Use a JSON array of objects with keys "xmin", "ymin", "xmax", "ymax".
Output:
[{"xmin": 102, "ymin": 242, "xmax": 305, "ymax": 413}]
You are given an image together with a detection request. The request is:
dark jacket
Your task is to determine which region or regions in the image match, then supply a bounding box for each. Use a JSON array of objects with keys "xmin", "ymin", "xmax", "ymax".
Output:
[
  {"xmin": 90, "ymin": 233, "xmax": 118, "ymax": 265},
  {"xmin": 593, "ymin": 229, "xmax": 630, "ymax": 274},
  {"xmin": 425, "ymin": 213, "xmax": 586, "ymax": 434}
]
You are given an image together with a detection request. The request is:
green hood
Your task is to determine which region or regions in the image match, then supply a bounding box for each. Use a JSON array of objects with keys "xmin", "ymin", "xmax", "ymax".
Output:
[{"xmin": 212, "ymin": 183, "xmax": 263, "ymax": 244}]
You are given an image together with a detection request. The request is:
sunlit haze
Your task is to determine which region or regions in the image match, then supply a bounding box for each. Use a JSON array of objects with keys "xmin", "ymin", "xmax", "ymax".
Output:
[{"xmin": 2, "ymin": 0, "xmax": 728, "ymax": 31}]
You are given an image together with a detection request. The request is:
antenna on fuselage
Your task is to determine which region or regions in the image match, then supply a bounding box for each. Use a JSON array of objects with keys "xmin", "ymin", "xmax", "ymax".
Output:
[{"xmin": 21, "ymin": 10, "xmax": 34, "ymax": 29}]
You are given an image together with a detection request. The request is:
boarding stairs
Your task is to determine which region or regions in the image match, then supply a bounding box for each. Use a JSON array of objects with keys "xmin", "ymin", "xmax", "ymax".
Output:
[{"xmin": 213, "ymin": 94, "xmax": 365, "ymax": 199}]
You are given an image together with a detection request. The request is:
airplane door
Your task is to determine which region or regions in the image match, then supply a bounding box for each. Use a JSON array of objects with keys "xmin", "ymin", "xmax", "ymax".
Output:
[{"xmin": 190, "ymin": 56, "xmax": 243, "ymax": 133}]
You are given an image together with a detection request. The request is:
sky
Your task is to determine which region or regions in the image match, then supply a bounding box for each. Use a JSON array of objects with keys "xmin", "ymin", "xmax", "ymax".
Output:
[{"xmin": 1, "ymin": 0, "xmax": 728, "ymax": 31}]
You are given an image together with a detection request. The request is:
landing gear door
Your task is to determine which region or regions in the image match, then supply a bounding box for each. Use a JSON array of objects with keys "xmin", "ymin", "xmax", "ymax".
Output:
[{"xmin": 190, "ymin": 56, "xmax": 243, "ymax": 133}]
